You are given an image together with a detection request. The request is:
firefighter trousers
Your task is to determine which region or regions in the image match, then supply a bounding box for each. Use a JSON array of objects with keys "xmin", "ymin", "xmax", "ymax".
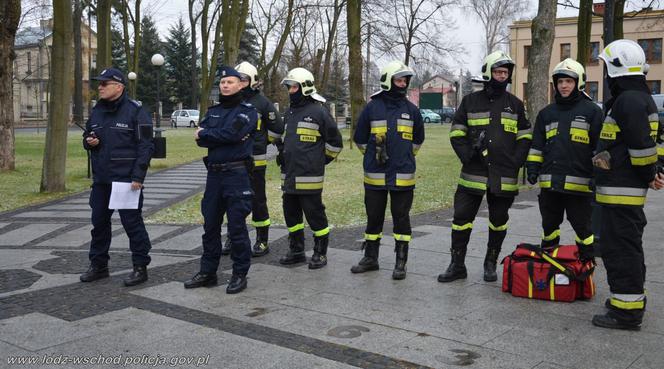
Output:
[
  {"xmin": 451, "ymin": 189, "xmax": 514, "ymax": 252},
  {"xmin": 251, "ymin": 167, "xmax": 270, "ymax": 227},
  {"xmin": 283, "ymin": 193, "xmax": 329, "ymax": 237},
  {"xmin": 600, "ymin": 205, "xmax": 647, "ymax": 323},
  {"xmin": 364, "ymin": 189, "xmax": 413, "ymax": 242},
  {"xmin": 538, "ymin": 190, "xmax": 593, "ymax": 248}
]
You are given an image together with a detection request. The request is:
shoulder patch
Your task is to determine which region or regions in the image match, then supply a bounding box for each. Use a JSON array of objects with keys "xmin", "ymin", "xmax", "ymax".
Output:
[
  {"xmin": 129, "ymin": 99, "xmax": 142, "ymax": 107},
  {"xmin": 268, "ymin": 111, "xmax": 276, "ymax": 120},
  {"xmin": 401, "ymin": 113, "xmax": 410, "ymax": 119}
]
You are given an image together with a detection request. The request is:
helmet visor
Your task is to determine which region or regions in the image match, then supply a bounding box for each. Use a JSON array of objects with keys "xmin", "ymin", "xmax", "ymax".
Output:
[{"xmin": 552, "ymin": 69, "xmax": 579, "ymax": 80}]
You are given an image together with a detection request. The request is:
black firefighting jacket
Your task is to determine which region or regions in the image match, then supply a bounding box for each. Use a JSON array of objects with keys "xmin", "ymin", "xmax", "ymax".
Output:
[
  {"xmin": 450, "ymin": 88, "xmax": 531, "ymax": 196},
  {"xmin": 281, "ymin": 98, "xmax": 343, "ymax": 194},
  {"xmin": 244, "ymin": 89, "xmax": 284, "ymax": 168},
  {"xmin": 526, "ymin": 96, "xmax": 603, "ymax": 196},
  {"xmin": 354, "ymin": 92, "xmax": 424, "ymax": 191}
]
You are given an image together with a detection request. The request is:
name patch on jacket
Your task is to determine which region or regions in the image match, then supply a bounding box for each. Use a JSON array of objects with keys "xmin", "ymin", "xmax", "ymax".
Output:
[{"xmin": 113, "ymin": 122, "xmax": 130, "ymax": 129}]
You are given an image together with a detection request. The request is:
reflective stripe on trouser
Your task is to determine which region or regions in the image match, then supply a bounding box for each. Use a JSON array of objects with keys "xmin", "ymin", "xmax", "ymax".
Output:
[
  {"xmin": 251, "ymin": 167, "xmax": 270, "ymax": 225},
  {"xmin": 295, "ymin": 176, "xmax": 324, "ymax": 190},
  {"xmin": 283, "ymin": 193, "xmax": 328, "ymax": 239},
  {"xmin": 451, "ymin": 190, "xmax": 513, "ymax": 251},
  {"xmin": 538, "ymin": 190, "xmax": 592, "ymax": 248},
  {"xmin": 364, "ymin": 189, "xmax": 413, "ymax": 243},
  {"xmin": 458, "ymin": 172, "xmax": 487, "ymax": 191},
  {"xmin": 600, "ymin": 205, "xmax": 647, "ymax": 323},
  {"xmin": 253, "ymin": 154, "xmax": 268, "ymax": 167}
]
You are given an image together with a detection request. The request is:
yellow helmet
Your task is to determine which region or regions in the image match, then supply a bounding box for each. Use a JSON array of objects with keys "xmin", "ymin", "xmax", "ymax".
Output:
[
  {"xmin": 235, "ymin": 61, "xmax": 259, "ymax": 89},
  {"xmin": 481, "ymin": 51, "xmax": 515, "ymax": 81},
  {"xmin": 379, "ymin": 60, "xmax": 414, "ymax": 91},
  {"xmin": 281, "ymin": 67, "xmax": 317, "ymax": 96},
  {"xmin": 552, "ymin": 58, "xmax": 587, "ymax": 91}
]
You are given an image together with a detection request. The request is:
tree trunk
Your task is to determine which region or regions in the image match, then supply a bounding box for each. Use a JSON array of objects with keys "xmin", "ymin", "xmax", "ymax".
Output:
[
  {"xmin": 346, "ymin": 0, "xmax": 364, "ymax": 148},
  {"xmin": 188, "ymin": 0, "xmax": 199, "ymax": 108},
  {"xmin": 96, "ymin": 0, "xmax": 112, "ymax": 69},
  {"xmin": 576, "ymin": 0, "xmax": 592, "ymax": 67},
  {"xmin": 41, "ymin": 0, "xmax": 74, "ymax": 192},
  {"xmin": 0, "ymin": 0, "xmax": 21, "ymax": 171},
  {"xmin": 526, "ymin": 0, "xmax": 556, "ymax": 122},
  {"xmin": 321, "ymin": 0, "xmax": 344, "ymax": 92},
  {"xmin": 602, "ymin": 0, "xmax": 615, "ymax": 102},
  {"xmin": 613, "ymin": 0, "xmax": 625, "ymax": 40},
  {"xmin": 199, "ymin": 0, "xmax": 224, "ymax": 117},
  {"xmin": 221, "ymin": 0, "xmax": 249, "ymax": 65},
  {"xmin": 73, "ymin": 0, "xmax": 84, "ymax": 127}
]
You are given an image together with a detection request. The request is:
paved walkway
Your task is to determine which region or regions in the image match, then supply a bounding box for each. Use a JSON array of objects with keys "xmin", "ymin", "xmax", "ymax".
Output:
[{"xmin": 1, "ymin": 161, "xmax": 663, "ymax": 369}]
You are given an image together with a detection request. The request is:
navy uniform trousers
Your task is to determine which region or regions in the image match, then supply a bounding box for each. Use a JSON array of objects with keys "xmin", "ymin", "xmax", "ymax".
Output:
[
  {"xmin": 89, "ymin": 183, "xmax": 151, "ymax": 267},
  {"xmin": 200, "ymin": 168, "xmax": 253, "ymax": 276}
]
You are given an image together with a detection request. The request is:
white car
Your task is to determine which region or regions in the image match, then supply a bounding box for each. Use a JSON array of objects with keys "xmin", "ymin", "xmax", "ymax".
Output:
[{"xmin": 170, "ymin": 109, "xmax": 200, "ymax": 128}]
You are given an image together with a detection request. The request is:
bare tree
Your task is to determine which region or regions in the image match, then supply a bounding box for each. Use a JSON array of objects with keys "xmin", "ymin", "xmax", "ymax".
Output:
[
  {"xmin": 526, "ymin": 0, "xmax": 556, "ymax": 122},
  {"xmin": 466, "ymin": 0, "xmax": 529, "ymax": 54},
  {"xmin": 0, "ymin": 0, "xmax": 21, "ymax": 171},
  {"xmin": 118, "ymin": 0, "xmax": 141, "ymax": 97},
  {"xmin": 188, "ymin": 0, "xmax": 202, "ymax": 108},
  {"xmin": 319, "ymin": 0, "xmax": 347, "ymax": 92},
  {"xmin": 369, "ymin": 0, "xmax": 461, "ymax": 66},
  {"xmin": 221, "ymin": 0, "xmax": 251, "ymax": 65},
  {"xmin": 346, "ymin": 0, "xmax": 364, "ymax": 146},
  {"xmin": 41, "ymin": 0, "xmax": 73, "ymax": 192},
  {"xmin": 576, "ymin": 0, "xmax": 592, "ymax": 66},
  {"xmin": 73, "ymin": 0, "xmax": 84, "ymax": 127},
  {"xmin": 97, "ymin": 0, "xmax": 113, "ymax": 69},
  {"xmin": 198, "ymin": 0, "xmax": 223, "ymax": 116}
]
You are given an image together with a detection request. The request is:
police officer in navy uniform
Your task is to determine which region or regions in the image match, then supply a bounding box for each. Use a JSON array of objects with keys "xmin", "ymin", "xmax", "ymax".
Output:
[
  {"xmin": 350, "ymin": 60, "xmax": 424, "ymax": 280},
  {"xmin": 278, "ymin": 67, "xmax": 343, "ymax": 269},
  {"xmin": 80, "ymin": 68, "xmax": 154, "ymax": 287},
  {"xmin": 219, "ymin": 62, "xmax": 284, "ymax": 257},
  {"xmin": 184, "ymin": 66, "xmax": 258, "ymax": 294}
]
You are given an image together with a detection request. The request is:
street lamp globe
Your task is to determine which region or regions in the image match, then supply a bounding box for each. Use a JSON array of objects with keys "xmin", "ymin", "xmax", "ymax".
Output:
[
  {"xmin": 127, "ymin": 72, "xmax": 137, "ymax": 80},
  {"xmin": 151, "ymin": 53, "xmax": 165, "ymax": 67}
]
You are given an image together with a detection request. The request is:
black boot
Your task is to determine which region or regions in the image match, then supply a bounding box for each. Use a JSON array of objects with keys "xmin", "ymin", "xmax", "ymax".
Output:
[
  {"xmin": 226, "ymin": 274, "xmax": 248, "ymax": 294},
  {"xmin": 221, "ymin": 237, "xmax": 232, "ymax": 255},
  {"xmin": 592, "ymin": 313, "xmax": 641, "ymax": 331},
  {"xmin": 184, "ymin": 272, "xmax": 218, "ymax": 289},
  {"xmin": 392, "ymin": 241, "xmax": 408, "ymax": 280},
  {"xmin": 309, "ymin": 235, "xmax": 329, "ymax": 269},
  {"xmin": 80, "ymin": 264, "xmax": 109, "ymax": 282},
  {"xmin": 483, "ymin": 247, "xmax": 501, "ymax": 282},
  {"xmin": 350, "ymin": 240, "xmax": 380, "ymax": 273},
  {"xmin": 437, "ymin": 247, "xmax": 467, "ymax": 282},
  {"xmin": 279, "ymin": 230, "xmax": 306, "ymax": 265},
  {"xmin": 251, "ymin": 226, "xmax": 270, "ymax": 257},
  {"xmin": 123, "ymin": 265, "xmax": 148, "ymax": 287}
]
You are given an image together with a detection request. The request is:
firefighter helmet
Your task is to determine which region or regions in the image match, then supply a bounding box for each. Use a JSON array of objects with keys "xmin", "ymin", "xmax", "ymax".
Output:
[
  {"xmin": 552, "ymin": 58, "xmax": 587, "ymax": 91},
  {"xmin": 235, "ymin": 61, "xmax": 259, "ymax": 88},
  {"xmin": 481, "ymin": 51, "xmax": 515, "ymax": 81},
  {"xmin": 599, "ymin": 39, "xmax": 647, "ymax": 78},
  {"xmin": 281, "ymin": 67, "xmax": 317, "ymax": 96},
  {"xmin": 379, "ymin": 60, "xmax": 414, "ymax": 91}
]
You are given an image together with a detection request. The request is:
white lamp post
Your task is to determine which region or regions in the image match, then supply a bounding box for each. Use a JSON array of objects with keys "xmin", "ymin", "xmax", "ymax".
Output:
[
  {"xmin": 127, "ymin": 71, "xmax": 137, "ymax": 99},
  {"xmin": 151, "ymin": 53, "xmax": 165, "ymax": 128}
]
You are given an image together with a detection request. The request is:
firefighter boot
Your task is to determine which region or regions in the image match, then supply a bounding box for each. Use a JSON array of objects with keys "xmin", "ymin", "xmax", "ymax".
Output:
[
  {"xmin": 279, "ymin": 230, "xmax": 306, "ymax": 265},
  {"xmin": 437, "ymin": 247, "xmax": 467, "ymax": 282},
  {"xmin": 251, "ymin": 226, "xmax": 270, "ymax": 257},
  {"xmin": 221, "ymin": 237, "xmax": 232, "ymax": 256},
  {"xmin": 309, "ymin": 235, "xmax": 329, "ymax": 269},
  {"xmin": 392, "ymin": 241, "xmax": 408, "ymax": 280},
  {"xmin": 483, "ymin": 246, "xmax": 501, "ymax": 282},
  {"xmin": 350, "ymin": 240, "xmax": 380, "ymax": 273}
]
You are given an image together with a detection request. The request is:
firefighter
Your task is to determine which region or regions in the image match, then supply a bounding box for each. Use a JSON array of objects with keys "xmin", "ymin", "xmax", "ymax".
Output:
[
  {"xmin": 438, "ymin": 51, "xmax": 532, "ymax": 283},
  {"xmin": 278, "ymin": 67, "xmax": 343, "ymax": 269},
  {"xmin": 592, "ymin": 39, "xmax": 664, "ymax": 330},
  {"xmin": 350, "ymin": 60, "xmax": 424, "ymax": 280},
  {"xmin": 220, "ymin": 62, "xmax": 284, "ymax": 257},
  {"xmin": 525, "ymin": 58, "xmax": 603, "ymax": 260}
]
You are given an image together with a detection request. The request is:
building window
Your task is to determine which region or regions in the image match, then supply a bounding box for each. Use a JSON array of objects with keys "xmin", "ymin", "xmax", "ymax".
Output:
[
  {"xmin": 588, "ymin": 42, "xmax": 600, "ymax": 65},
  {"xmin": 646, "ymin": 80, "xmax": 661, "ymax": 94},
  {"xmin": 586, "ymin": 81, "xmax": 599, "ymax": 101},
  {"xmin": 27, "ymin": 52, "xmax": 32, "ymax": 74},
  {"xmin": 560, "ymin": 43, "xmax": 571, "ymax": 61},
  {"xmin": 638, "ymin": 38, "xmax": 662, "ymax": 64},
  {"xmin": 524, "ymin": 46, "xmax": 530, "ymax": 68}
]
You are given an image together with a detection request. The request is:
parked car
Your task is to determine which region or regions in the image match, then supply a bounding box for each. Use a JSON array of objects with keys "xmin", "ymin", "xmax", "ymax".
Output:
[
  {"xmin": 433, "ymin": 107, "xmax": 456, "ymax": 123},
  {"xmin": 652, "ymin": 94, "xmax": 664, "ymax": 124},
  {"xmin": 420, "ymin": 109, "xmax": 441, "ymax": 123},
  {"xmin": 170, "ymin": 109, "xmax": 200, "ymax": 128}
]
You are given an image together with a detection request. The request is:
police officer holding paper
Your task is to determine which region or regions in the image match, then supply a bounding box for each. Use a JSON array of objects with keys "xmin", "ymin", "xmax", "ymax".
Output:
[
  {"xmin": 184, "ymin": 66, "xmax": 258, "ymax": 294},
  {"xmin": 80, "ymin": 68, "xmax": 154, "ymax": 287}
]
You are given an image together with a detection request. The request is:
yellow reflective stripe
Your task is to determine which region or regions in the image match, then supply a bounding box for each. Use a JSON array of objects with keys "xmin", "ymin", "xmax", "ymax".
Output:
[
  {"xmin": 288, "ymin": 223, "xmax": 305, "ymax": 232},
  {"xmin": 528, "ymin": 278, "xmax": 533, "ymax": 298},
  {"xmin": 393, "ymin": 233, "xmax": 411, "ymax": 241},
  {"xmin": 450, "ymin": 130, "xmax": 467, "ymax": 137},
  {"xmin": 596, "ymin": 193, "xmax": 646, "ymax": 206},
  {"xmin": 575, "ymin": 234, "xmax": 594, "ymax": 245},
  {"xmin": 252, "ymin": 219, "xmax": 271, "ymax": 227},
  {"xmin": 325, "ymin": 149, "xmax": 340, "ymax": 158},
  {"xmin": 314, "ymin": 227, "xmax": 330, "ymax": 237},
  {"xmin": 396, "ymin": 178, "xmax": 416, "ymax": 186},
  {"xmin": 542, "ymin": 229, "xmax": 560, "ymax": 241},
  {"xmin": 501, "ymin": 118, "xmax": 517, "ymax": 126},
  {"xmin": 658, "ymin": 146, "xmax": 664, "ymax": 156},
  {"xmin": 489, "ymin": 222, "xmax": 508, "ymax": 231},
  {"xmin": 459, "ymin": 178, "xmax": 487, "ymax": 190},
  {"xmin": 364, "ymin": 176, "xmax": 386, "ymax": 186},
  {"xmin": 254, "ymin": 160, "xmax": 268, "ymax": 167},
  {"xmin": 296, "ymin": 128, "xmax": 321, "ymax": 136},
  {"xmin": 550, "ymin": 279, "xmax": 556, "ymax": 301},
  {"xmin": 527, "ymin": 154, "xmax": 544, "ymax": 163},
  {"xmin": 517, "ymin": 134, "xmax": 532, "ymax": 140},
  {"xmin": 610, "ymin": 298, "xmax": 645, "ymax": 310},
  {"xmin": 564, "ymin": 182, "xmax": 591, "ymax": 193},
  {"xmin": 539, "ymin": 181, "xmax": 552, "ymax": 188},
  {"xmin": 452, "ymin": 222, "xmax": 473, "ymax": 231},
  {"xmin": 546, "ymin": 129, "xmax": 558, "ymax": 139},
  {"xmin": 540, "ymin": 253, "xmax": 568, "ymax": 274},
  {"xmin": 295, "ymin": 182, "xmax": 324, "ymax": 190},
  {"xmin": 630, "ymin": 154, "xmax": 658, "ymax": 166},
  {"xmin": 364, "ymin": 232, "xmax": 382, "ymax": 241},
  {"xmin": 397, "ymin": 125, "xmax": 413, "ymax": 133},
  {"xmin": 371, "ymin": 126, "xmax": 388, "ymax": 134},
  {"xmin": 627, "ymin": 66, "xmax": 642, "ymax": 73},
  {"xmin": 501, "ymin": 183, "xmax": 518, "ymax": 192},
  {"xmin": 468, "ymin": 118, "xmax": 490, "ymax": 126}
]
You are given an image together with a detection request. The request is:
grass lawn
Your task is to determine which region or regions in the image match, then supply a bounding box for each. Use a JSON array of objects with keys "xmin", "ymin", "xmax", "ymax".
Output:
[
  {"xmin": 147, "ymin": 124, "xmax": 462, "ymax": 227},
  {"xmin": 1, "ymin": 128, "xmax": 207, "ymax": 213}
]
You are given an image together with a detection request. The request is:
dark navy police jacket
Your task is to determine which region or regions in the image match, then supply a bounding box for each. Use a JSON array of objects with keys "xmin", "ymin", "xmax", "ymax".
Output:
[{"xmin": 197, "ymin": 101, "xmax": 258, "ymax": 165}]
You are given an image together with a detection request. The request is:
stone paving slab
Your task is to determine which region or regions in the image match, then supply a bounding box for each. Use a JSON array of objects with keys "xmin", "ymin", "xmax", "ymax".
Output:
[
  {"xmin": 0, "ymin": 224, "xmax": 69, "ymax": 246},
  {"xmin": 36, "ymin": 224, "xmax": 122, "ymax": 248}
]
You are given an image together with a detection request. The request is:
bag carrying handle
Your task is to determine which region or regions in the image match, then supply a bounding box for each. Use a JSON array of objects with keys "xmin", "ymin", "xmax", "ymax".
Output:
[{"xmin": 517, "ymin": 243, "xmax": 593, "ymax": 281}]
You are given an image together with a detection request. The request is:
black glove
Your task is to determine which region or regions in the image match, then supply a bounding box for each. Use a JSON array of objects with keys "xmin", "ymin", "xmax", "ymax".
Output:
[
  {"xmin": 527, "ymin": 172, "xmax": 538, "ymax": 185},
  {"xmin": 276, "ymin": 151, "xmax": 284, "ymax": 167},
  {"xmin": 579, "ymin": 245, "xmax": 595, "ymax": 262}
]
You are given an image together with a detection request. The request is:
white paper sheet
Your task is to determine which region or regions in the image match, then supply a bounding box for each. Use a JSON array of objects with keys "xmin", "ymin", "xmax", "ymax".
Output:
[{"xmin": 108, "ymin": 181, "xmax": 141, "ymax": 210}]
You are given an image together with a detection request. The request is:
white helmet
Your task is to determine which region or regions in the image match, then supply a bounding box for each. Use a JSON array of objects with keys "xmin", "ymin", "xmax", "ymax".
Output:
[
  {"xmin": 281, "ymin": 67, "xmax": 317, "ymax": 96},
  {"xmin": 235, "ymin": 61, "xmax": 259, "ymax": 89},
  {"xmin": 599, "ymin": 39, "xmax": 648, "ymax": 78},
  {"xmin": 481, "ymin": 51, "xmax": 515, "ymax": 82},
  {"xmin": 552, "ymin": 58, "xmax": 587, "ymax": 91},
  {"xmin": 379, "ymin": 60, "xmax": 414, "ymax": 91}
]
